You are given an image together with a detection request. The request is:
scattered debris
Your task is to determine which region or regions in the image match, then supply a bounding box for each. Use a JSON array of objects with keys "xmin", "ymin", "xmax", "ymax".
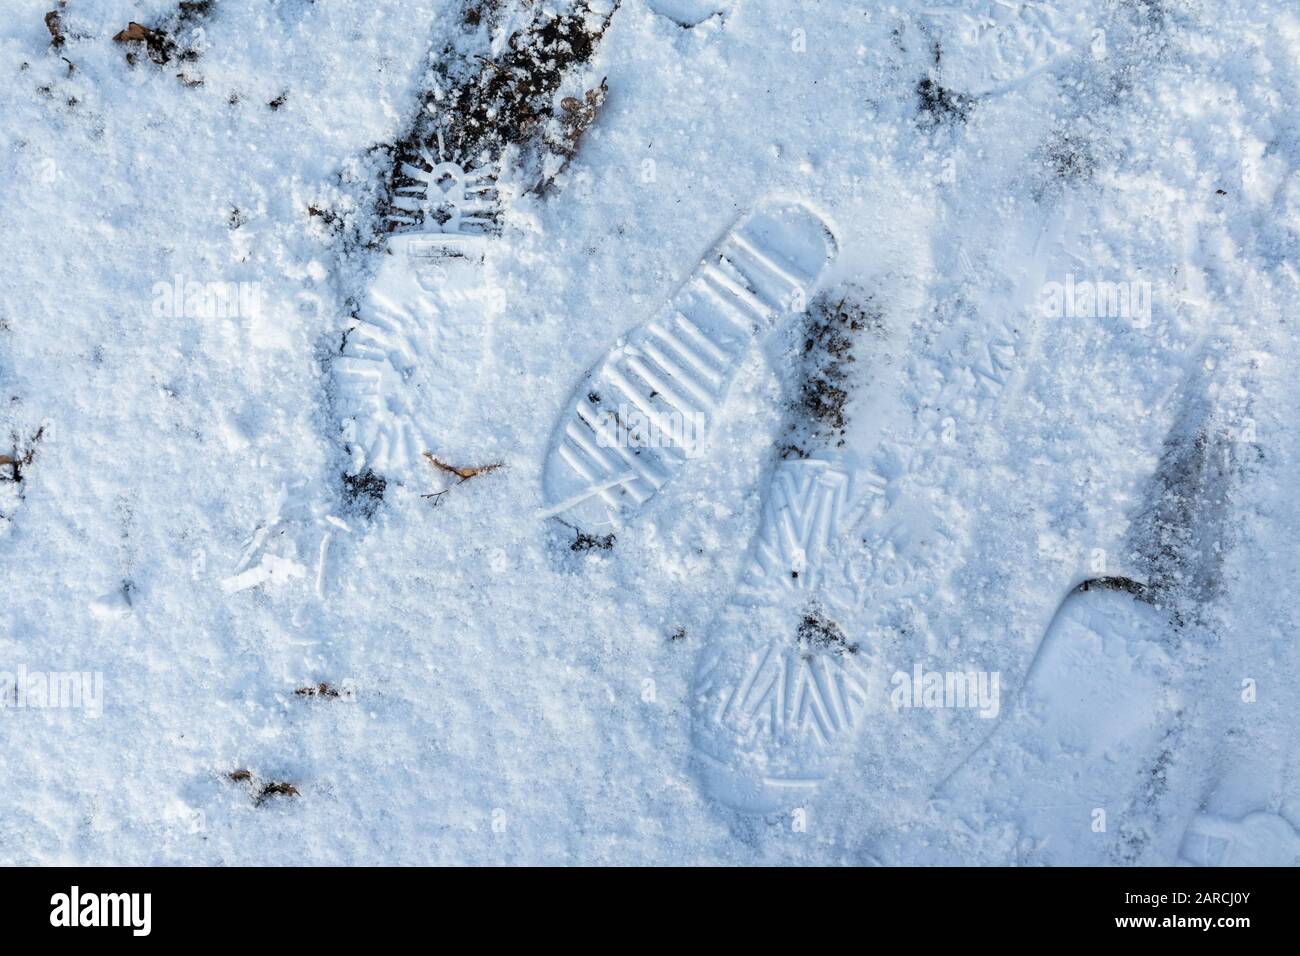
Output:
[
  {"xmin": 44, "ymin": 6, "xmax": 65, "ymax": 48},
  {"xmin": 779, "ymin": 292, "xmax": 882, "ymax": 458},
  {"xmin": 571, "ymin": 530, "xmax": 615, "ymax": 552},
  {"xmin": 256, "ymin": 782, "xmax": 300, "ymax": 805},
  {"xmin": 796, "ymin": 607, "xmax": 857, "ymax": 655},
  {"xmin": 539, "ymin": 77, "xmax": 608, "ymax": 191},
  {"xmin": 226, "ymin": 769, "xmax": 301, "ymax": 806},
  {"xmin": 670, "ymin": 626, "xmax": 686, "ymax": 642},
  {"xmin": 342, "ymin": 468, "xmax": 386, "ymax": 518},
  {"xmin": 1, "ymin": 425, "xmax": 45, "ymax": 485},
  {"xmin": 306, "ymin": 203, "xmax": 344, "ymax": 238},
  {"xmin": 916, "ymin": 76, "xmax": 971, "ymax": 129},
  {"xmin": 1129, "ymin": 421, "xmax": 1236, "ymax": 623},
  {"xmin": 295, "ymin": 682, "xmax": 343, "ymax": 699},
  {"xmin": 268, "ymin": 90, "xmax": 288, "ymax": 111},
  {"xmin": 1040, "ymin": 128, "xmax": 1099, "ymax": 188},
  {"xmin": 1077, "ymin": 576, "xmax": 1149, "ymax": 598},
  {"xmin": 113, "ymin": 0, "xmax": 215, "ymax": 81},
  {"xmin": 113, "ymin": 22, "xmax": 170, "ymax": 62},
  {"xmin": 253, "ymin": 780, "xmax": 297, "ymax": 806},
  {"xmin": 380, "ymin": 0, "xmax": 619, "ymax": 231}
]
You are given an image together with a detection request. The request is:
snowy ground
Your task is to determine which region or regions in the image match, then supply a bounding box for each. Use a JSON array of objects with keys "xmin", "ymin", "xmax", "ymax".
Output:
[{"xmin": 1, "ymin": 0, "xmax": 1298, "ymax": 864}]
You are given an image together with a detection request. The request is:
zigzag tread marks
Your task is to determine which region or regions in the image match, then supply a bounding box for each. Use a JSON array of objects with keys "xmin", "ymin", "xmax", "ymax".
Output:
[
  {"xmin": 971, "ymin": 319, "xmax": 1021, "ymax": 394},
  {"xmin": 751, "ymin": 466, "xmax": 848, "ymax": 579},
  {"xmin": 717, "ymin": 643, "xmax": 869, "ymax": 749}
]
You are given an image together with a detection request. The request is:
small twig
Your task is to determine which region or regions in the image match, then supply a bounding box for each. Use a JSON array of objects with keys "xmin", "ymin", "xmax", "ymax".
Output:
[
  {"xmin": 1, "ymin": 426, "xmax": 45, "ymax": 484},
  {"xmin": 422, "ymin": 452, "xmax": 503, "ymax": 484}
]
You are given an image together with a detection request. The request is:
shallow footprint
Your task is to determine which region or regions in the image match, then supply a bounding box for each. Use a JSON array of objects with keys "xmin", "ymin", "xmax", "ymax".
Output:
[
  {"xmin": 1178, "ymin": 811, "xmax": 1300, "ymax": 867},
  {"xmin": 938, "ymin": 584, "xmax": 1179, "ymax": 864}
]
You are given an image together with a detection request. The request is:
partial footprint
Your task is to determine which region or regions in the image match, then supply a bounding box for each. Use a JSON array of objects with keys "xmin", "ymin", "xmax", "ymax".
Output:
[
  {"xmin": 938, "ymin": 584, "xmax": 1179, "ymax": 864},
  {"xmin": 919, "ymin": 1, "xmax": 1085, "ymax": 97},
  {"xmin": 645, "ymin": 1, "xmax": 728, "ymax": 29},
  {"xmin": 337, "ymin": 1, "xmax": 620, "ymax": 485},
  {"xmin": 1178, "ymin": 811, "xmax": 1300, "ymax": 867},
  {"xmin": 541, "ymin": 201, "xmax": 838, "ymax": 531},
  {"xmin": 336, "ymin": 147, "xmax": 502, "ymax": 482}
]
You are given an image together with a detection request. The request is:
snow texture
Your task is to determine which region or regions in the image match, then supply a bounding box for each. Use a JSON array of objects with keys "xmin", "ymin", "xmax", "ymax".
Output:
[{"xmin": 1, "ymin": 0, "xmax": 1298, "ymax": 864}]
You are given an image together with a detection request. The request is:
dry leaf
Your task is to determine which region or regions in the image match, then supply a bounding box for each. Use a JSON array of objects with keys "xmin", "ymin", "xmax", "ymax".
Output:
[
  {"xmin": 45, "ymin": 10, "xmax": 64, "ymax": 47},
  {"xmin": 257, "ymin": 782, "xmax": 300, "ymax": 804},
  {"xmin": 113, "ymin": 22, "xmax": 153, "ymax": 43}
]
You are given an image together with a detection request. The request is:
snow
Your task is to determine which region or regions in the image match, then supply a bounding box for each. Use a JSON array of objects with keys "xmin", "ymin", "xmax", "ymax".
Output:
[{"xmin": 1, "ymin": 0, "xmax": 1297, "ymax": 864}]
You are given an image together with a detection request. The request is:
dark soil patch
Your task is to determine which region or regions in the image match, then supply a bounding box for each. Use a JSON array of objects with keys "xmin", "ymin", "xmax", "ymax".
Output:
[
  {"xmin": 571, "ymin": 530, "xmax": 615, "ymax": 552},
  {"xmin": 796, "ymin": 607, "xmax": 857, "ymax": 656},
  {"xmin": 378, "ymin": 1, "xmax": 618, "ymax": 232},
  {"xmin": 779, "ymin": 291, "xmax": 883, "ymax": 458},
  {"xmin": 342, "ymin": 468, "xmax": 386, "ymax": 518},
  {"xmin": 1037, "ymin": 128, "xmax": 1100, "ymax": 194},
  {"xmin": 916, "ymin": 76, "xmax": 971, "ymax": 129},
  {"xmin": 45, "ymin": 6, "xmax": 66, "ymax": 48}
]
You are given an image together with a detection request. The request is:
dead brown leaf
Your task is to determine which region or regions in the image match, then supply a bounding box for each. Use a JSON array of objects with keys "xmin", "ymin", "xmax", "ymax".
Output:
[
  {"xmin": 45, "ymin": 10, "xmax": 64, "ymax": 47},
  {"xmin": 113, "ymin": 21, "xmax": 154, "ymax": 43}
]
